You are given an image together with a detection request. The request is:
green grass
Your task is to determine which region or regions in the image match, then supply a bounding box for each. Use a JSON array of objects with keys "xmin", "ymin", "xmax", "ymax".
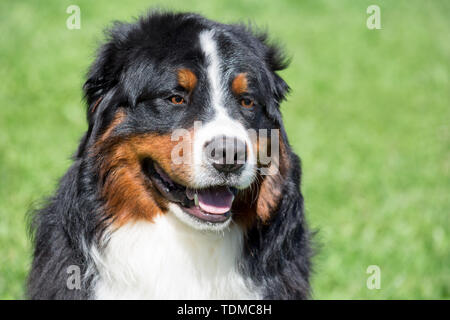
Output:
[{"xmin": 0, "ymin": 0, "xmax": 448, "ymax": 299}]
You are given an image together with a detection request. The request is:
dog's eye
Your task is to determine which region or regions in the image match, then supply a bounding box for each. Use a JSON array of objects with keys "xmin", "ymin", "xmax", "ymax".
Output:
[
  {"xmin": 169, "ymin": 95, "xmax": 185, "ymax": 105},
  {"xmin": 240, "ymin": 98, "xmax": 254, "ymax": 108}
]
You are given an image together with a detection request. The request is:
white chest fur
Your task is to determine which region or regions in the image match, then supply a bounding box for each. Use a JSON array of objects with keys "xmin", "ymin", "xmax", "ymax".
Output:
[{"xmin": 92, "ymin": 212, "xmax": 259, "ymax": 299}]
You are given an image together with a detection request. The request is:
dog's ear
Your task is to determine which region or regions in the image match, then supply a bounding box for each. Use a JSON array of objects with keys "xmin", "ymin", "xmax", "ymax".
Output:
[
  {"xmin": 76, "ymin": 24, "xmax": 131, "ymax": 158},
  {"xmin": 265, "ymin": 43, "xmax": 290, "ymax": 103},
  {"xmin": 83, "ymin": 22, "xmax": 133, "ymax": 110},
  {"xmin": 254, "ymin": 37, "xmax": 291, "ymax": 219},
  {"xmin": 256, "ymin": 33, "xmax": 291, "ymax": 122},
  {"xmin": 83, "ymin": 44, "xmax": 121, "ymax": 112},
  {"xmin": 77, "ymin": 55, "xmax": 120, "ymax": 158},
  {"xmin": 239, "ymin": 34, "xmax": 311, "ymax": 298}
]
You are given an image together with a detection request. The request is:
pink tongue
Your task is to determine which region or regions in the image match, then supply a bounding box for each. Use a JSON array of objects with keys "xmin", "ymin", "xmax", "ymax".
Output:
[{"xmin": 197, "ymin": 187, "xmax": 234, "ymax": 215}]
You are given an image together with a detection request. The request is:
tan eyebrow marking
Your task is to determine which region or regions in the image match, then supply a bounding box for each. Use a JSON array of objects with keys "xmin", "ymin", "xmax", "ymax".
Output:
[
  {"xmin": 231, "ymin": 73, "xmax": 248, "ymax": 95},
  {"xmin": 177, "ymin": 68, "xmax": 198, "ymax": 92}
]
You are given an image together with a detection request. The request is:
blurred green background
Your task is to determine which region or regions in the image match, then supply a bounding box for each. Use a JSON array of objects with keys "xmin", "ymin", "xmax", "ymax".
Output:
[{"xmin": 0, "ymin": 0, "xmax": 448, "ymax": 299}]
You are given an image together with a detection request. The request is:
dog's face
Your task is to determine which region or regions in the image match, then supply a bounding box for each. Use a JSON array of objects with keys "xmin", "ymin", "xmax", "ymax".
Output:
[{"xmin": 81, "ymin": 13, "xmax": 290, "ymax": 231}]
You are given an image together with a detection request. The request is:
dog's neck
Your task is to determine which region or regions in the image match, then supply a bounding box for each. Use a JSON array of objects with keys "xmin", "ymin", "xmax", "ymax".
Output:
[{"xmin": 91, "ymin": 211, "xmax": 259, "ymax": 299}]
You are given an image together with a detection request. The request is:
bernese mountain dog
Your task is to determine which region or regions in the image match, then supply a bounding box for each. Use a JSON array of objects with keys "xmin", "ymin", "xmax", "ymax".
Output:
[{"xmin": 27, "ymin": 11, "xmax": 312, "ymax": 300}]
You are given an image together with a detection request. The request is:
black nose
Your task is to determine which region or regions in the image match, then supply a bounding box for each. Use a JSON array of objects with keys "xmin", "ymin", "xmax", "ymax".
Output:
[{"xmin": 204, "ymin": 136, "xmax": 247, "ymax": 173}]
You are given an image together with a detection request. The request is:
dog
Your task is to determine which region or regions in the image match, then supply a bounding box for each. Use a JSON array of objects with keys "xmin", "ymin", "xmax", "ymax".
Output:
[{"xmin": 27, "ymin": 11, "xmax": 312, "ymax": 300}]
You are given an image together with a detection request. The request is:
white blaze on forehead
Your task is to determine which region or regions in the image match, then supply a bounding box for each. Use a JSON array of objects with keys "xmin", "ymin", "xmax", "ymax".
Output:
[
  {"xmin": 193, "ymin": 30, "xmax": 256, "ymax": 188},
  {"xmin": 198, "ymin": 30, "xmax": 227, "ymax": 118}
]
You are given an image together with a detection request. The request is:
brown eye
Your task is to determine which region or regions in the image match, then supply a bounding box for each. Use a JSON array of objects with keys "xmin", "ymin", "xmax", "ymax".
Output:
[
  {"xmin": 240, "ymin": 98, "xmax": 254, "ymax": 108},
  {"xmin": 169, "ymin": 95, "xmax": 185, "ymax": 105}
]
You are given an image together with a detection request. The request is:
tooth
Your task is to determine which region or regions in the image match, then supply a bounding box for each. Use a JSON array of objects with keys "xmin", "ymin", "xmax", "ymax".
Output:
[
  {"xmin": 194, "ymin": 193, "xmax": 199, "ymax": 206},
  {"xmin": 186, "ymin": 188, "xmax": 194, "ymax": 200}
]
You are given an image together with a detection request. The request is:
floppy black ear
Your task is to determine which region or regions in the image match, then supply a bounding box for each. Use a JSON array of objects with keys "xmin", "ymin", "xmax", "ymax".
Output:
[
  {"xmin": 272, "ymin": 72, "xmax": 290, "ymax": 103},
  {"xmin": 83, "ymin": 22, "xmax": 134, "ymax": 108},
  {"xmin": 254, "ymin": 32, "xmax": 291, "ymax": 122},
  {"xmin": 83, "ymin": 45, "xmax": 120, "ymax": 109},
  {"xmin": 264, "ymin": 42, "xmax": 290, "ymax": 103},
  {"xmin": 76, "ymin": 24, "xmax": 130, "ymax": 158}
]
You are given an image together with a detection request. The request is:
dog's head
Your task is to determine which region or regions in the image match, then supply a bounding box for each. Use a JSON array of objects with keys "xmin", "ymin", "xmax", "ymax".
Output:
[{"xmin": 79, "ymin": 12, "xmax": 292, "ymax": 231}]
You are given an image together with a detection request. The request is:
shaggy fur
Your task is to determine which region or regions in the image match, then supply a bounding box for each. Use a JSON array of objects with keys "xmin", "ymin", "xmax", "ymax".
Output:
[{"xmin": 27, "ymin": 11, "xmax": 312, "ymax": 300}]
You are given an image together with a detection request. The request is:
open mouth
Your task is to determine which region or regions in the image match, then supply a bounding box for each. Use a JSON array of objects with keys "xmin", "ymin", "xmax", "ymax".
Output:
[{"xmin": 142, "ymin": 159, "xmax": 237, "ymax": 223}]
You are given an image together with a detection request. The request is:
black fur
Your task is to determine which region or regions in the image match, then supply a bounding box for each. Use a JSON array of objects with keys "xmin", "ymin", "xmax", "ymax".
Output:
[
  {"xmin": 243, "ymin": 138, "xmax": 313, "ymax": 299},
  {"xmin": 28, "ymin": 11, "xmax": 312, "ymax": 300}
]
